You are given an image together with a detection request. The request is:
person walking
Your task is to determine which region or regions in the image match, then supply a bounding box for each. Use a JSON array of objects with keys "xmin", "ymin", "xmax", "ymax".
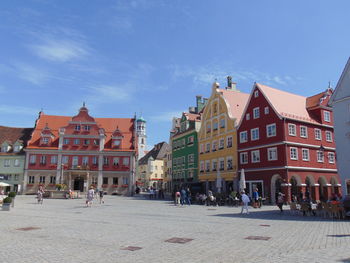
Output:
[
  {"xmin": 175, "ymin": 190, "xmax": 181, "ymax": 206},
  {"xmin": 37, "ymin": 186, "xmax": 45, "ymax": 205},
  {"xmin": 185, "ymin": 188, "xmax": 191, "ymax": 205},
  {"xmin": 252, "ymin": 188, "xmax": 259, "ymax": 208},
  {"xmin": 277, "ymin": 192, "xmax": 285, "ymax": 212},
  {"xmin": 240, "ymin": 191, "xmax": 250, "ymax": 214},
  {"xmin": 99, "ymin": 189, "xmax": 104, "ymax": 204},
  {"xmin": 86, "ymin": 186, "xmax": 95, "ymax": 207},
  {"xmin": 180, "ymin": 188, "xmax": 187, "ymax": 206}
]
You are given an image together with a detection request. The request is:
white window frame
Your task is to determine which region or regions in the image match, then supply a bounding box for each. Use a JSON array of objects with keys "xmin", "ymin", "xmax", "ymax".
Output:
[
  {"xmin": 267, "ymin": 147, "xmax": 277, "ymax": 161},
  {"xmin": 288, "ymin": 124, "xmax": 296, "ymax": 136},
  {"xmin": 42, "ymin": 137, "xmax": 49, "ymax": 144},
  {"xmin": 266, "ymin": 124, "xmax": 276, "ymax": 137},
  {"xmin": 300, "ymin": 126, "xmax": 308, "ymax": 138},
  {"xmin": 200, "ymin": 144, "xmax": 204, "ymax": 154},
  {"xmin": 206, "ymin": 143, "xmax": 210, "ymax": 153},
  {"xmin": 264, "ymin": 106, "xmax": 269, "ymax": 115},
  {"xmin": 325, "ymin": 131, "xmax": 332, "ymax": 142},
  {"xmin": 240, "ymin": 152, "xmax": 248, "ymax": 164},
  {"xmin": 4, "ymin": 159, "xmax": 10, "ymax": 167},
  {"xmin": 251, "ymin": 128, "xmax": 259, "ymax": 141},
  {"xmin": 123, "ymin": 157, "xmax": 129, "ymax": 166},
  {"xmin": 317, "ymin": 151, "xmax": 324, "ymax": 163},
  {"xmin": 227, "ymin": 136, "xmax": 233, "ymax": 148},
  {"xmin": 30, "ymin": 155, "xmax": 36, "ymax": 164},
  {"xmin": 240, "ymin": 131, "xmax": 248, "ymax": 143},
  {"xmin": 253, "ymin": 107, "xmax": 260, "ymax": 119},
  {"xmin": 50, "ymin": 156, "xmax": 57, "ymax": 164},
  {"xmin": 246, "ymin": 113, "xmax": 250, "ymax": 120},
  {"xmin": 82, "ymin": 157, "xmax": 89, "ymax": 165},
  {"xmin": 324, "ymin": 111, "xmax": 330, "ymax": 122},
  {"xmin": 219, "ymin": 158, "xmax": 225, "ymax": 170},
  {"xmin": 254, "ymin": 90, "xmax": 259, "ymax": 98},
  {"xmin": 219, "ymin": 138, "xmax": 225, "ymax": 149},
  {"xmin": 13, "ymin": 145, "xmax": 21, "ymax": 152},
  {"xmin": 205, "ymin": 161, "xmax": 210, "ymax": 172},
  {"xmin": 62, "ymin": 156, "xmax": 68, "ymax": 164},
  {"xmin": 14, "ymin": 159, "xmax": 20, "ymax": 167},
  {"xmin": 251, "ymin": 150, "xmax": 260, "ymax": 163},
  {"xmin": 315, "ymin": 128, "xmax": 322, "ymax": 140},
  {"xmin": 72, "ymin": 156, "xmax": 79, "ymax": 166},
  {"xmin": 227, "ymin": 156, "xmax": 233, "ymax": 170},
  {"xmin": 290, "ymin": 147, "xmax": 298, "ymax": 160},
  {"xmin": 220, "ymin": 118, "xmax": 225, "ymax": 128},
  {"xmin": 200, "ymin": 161, "xmax": 204, "ymax": 172},
  {"xmin": 328, "ymin": 152, "xmax": 335, "ymax": 163},
  {"xmin": 302, "ymin": 148, "xmax": 309, "ymax": 161}
]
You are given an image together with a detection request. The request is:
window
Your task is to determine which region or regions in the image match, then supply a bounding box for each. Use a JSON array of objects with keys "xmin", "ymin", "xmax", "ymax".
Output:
[
  {"xmin": 240, "ymin": 152, "xmax": 248, "ymax": 164},
  {"xmin": 254, "ymin": 90, "xmax": 259, "ymax": 97},
  {"xmin": 212, "ymin": 141, "xmax": 217, "ymax": 151},
  {"xmin": 113, "ymin": 140, "xmax": 121, "ymax": 147},
  {"xmin": 206, "ymin": 143, "xmax": 210, "ymax": 153},
  {"xmin": 40, "ymin": 155, "xmax": 46, "ymax": 165},
  {"xmin": 82, "ymin": 157, "xmax": 89, "ymax": 165},
  {"xmin": 220, "ymin": 118, "xmax": 225, "ymax": 128},
  {"xmin": 75, "ymin": 125, "xmax": 80, "ymax": 131},
  {"xmin": 264, "ymin": 107, "xmax": 269, "ymax": 115},
  {"xmin": 200, "ymin": 144, "xmax": 204, "ymax": 153},
  {"xmin": 39, "ymin": 176, "xmax": 46, "ymax": 184},
  {"xmin": 267, "ymin": 148, "xmax": 277, "ymax": 161},
  {"xmin": 240, "ymin": 131, "xmax": 248, "ymax": 143},
  {"xmin": 328, "ymin": 152, "xmax": 335, "ymax": 163},
  {"xmin": 251, "ymin": 150, "xmax": 260, "ymax": 163},
  {"xmin": 62, "ymin": 156, "xmax": 68, "ymax": 164},
  {"xmin": 28, "ymin": 176, "xmax": 34, "ymax": 184},
  {"xmin": 302, "ymin": 148, "xmax": 309, "ymax": 161},
  {"xmin": 113, "ymin": 157, "xmax": 120, "ymax": 166},
  {"xmin": 200, "ymin": 161, "xmax": 204, "ymax": 172},
  {"xmin": 84, "ymin": 139, "xmax": 90, "ymax": 145},
  {"xmin": 4, "ymin": 159, "xmax": 10, "ymax": 167},
  {"xmin": 50, "ymin": 176, "xmax": 56, "ymax": 184},
  {"xmin": 113, "ymin": 177, "xmax": 119, "ymax": 185},
  {"xmin": 219, "ymin": 138, "xmax": 225, "ymax": 149},
  {"xmin": 72, "ymin": 156, "xmax": 78, "ymax": 166},
  {"xmin": 13, "ymin": 145, "xmax": 20, "ymax": 152},
  {"xmin": 317, "ymin": 151, "xmax": 324, "ymax": 162},
  {"xmin": 212, "ymin": 160, "xmax": 217, "ymax": 171},
  {"xmin": 326, "ymin": 131, "xmax": 332, "ymax": 142},
  {"xmin": 93, "ymin": 139, "xmax": 99, "ymax": 145},
  {"xmin": 227, "ymin": 157, "xmax": 233, "ymax": 170},
  {"xmin": 206, "ymin": 123, "xmax": 211, "ymax": 133},
  {"xmin": 288, "ymin": 124, "xmax": 296, "ymax": 136},
  {"xmin": 30, "ymin": 155, "xmax": 36, "ymax": 164},
  {"xmin": 74, "ymin": 139, "xmax": 80, "ymax": 145},
  {"xmin": 42, "ymin": 137, "xmax": 49, "ymax": 144},
  {"xmin": 300, "ymin": 126, "xmax": 308, "ymax": 138},
  {"xmin": 123, "ymin": 157, "xmax": 129, "ymax": 166},
  {"xmin": 266, "ymin": 124, "xmax": 276, "ymax": 137},
  {"xmin": 103, "ymin": 177, "xmax": 108, "ymax": 185},
  {"xmin": 315, "ymin": 128, "xmax": 322, "ymax": 140},
  {"xmin": 253, "ymin": 107, "xmax": 260, "ymax": 119},
  {"xmin": 324, "ymin": 111, "xmax": 330, "ymax": 122},
  {"xmin": 50, "ymin": 156, "xmax": 57, "ymax": 164},
  {"xmin": 246, "ymin": 113, "xmax": 250, "ymax": 120},
  {"xmin": 290, "ymin": 147, "xmax": 298, "ymax": 160},
  {"xmin": 63, "ymin": 139, "xmax": 70, "ymax": 145},
  {"xmin": 1, "ymin": 146, "xmax": 8, "ymax": 152},
  {"xmin": 14, "ymin": 174, "xmax": 18, "ymax": 181},
  {"xmin": 251, "ymin": 128, "xmax": 260, "ymax": 141},
  {"xmin": 84, "ymin": 125, "xmax": 90, "ymax": 131},
  {"xmin": 205, "ymin": 161, "xmax": 210, "ymax": 172},
  {"xmin": 227, "ymin": 136, "xmax": 233, "ymax": 148},
  {"xmin": 122, "ymin": 177, "xmax": 128, "ymax": 185},
  {"xmin": 188, "ymin": 136, "xmax": 194, "ymax": 144},
  {"xmin": 213, "ymin": 122, "xmax": 218, "ymax": 131},
  {"xmin": 188, "ymin": 154, "xmax": 194, "ymax": 163},
  {"xmin": 219, "ymin": 159, "xmax": 225, "ymax": 170},
  {"xmin": 92, "ymin": 156, "xmax": 98, "ymax": 165},
  {"xmin": 91, "ymin": 176, "xmax": 97, "ymax": 185},
  {"xmin": 103, "ymin": 157, "xmax": 109, "ymax": 166}
]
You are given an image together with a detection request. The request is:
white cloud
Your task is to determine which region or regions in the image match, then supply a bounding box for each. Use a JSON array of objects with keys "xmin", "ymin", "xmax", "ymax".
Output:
[
  {"xmin": 85, "ymin": 84, "xmax": 133, "ymax": 104},
  {"xmin": 30, "ymin": 38, "xmax": 89, "ymax": 62},
  {"xmin": 14, "ymin": 63, "xmax": 50, "ymax": 85}
]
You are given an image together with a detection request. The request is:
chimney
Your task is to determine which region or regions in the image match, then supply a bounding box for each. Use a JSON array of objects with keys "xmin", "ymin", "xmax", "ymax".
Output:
[
  {"xmin": 226, "ymin": 76, "xmax": 237, "ymax": 91},
  {"xmin": 188, "ymin": 107, "xmax": 196, "ymax": 113}
]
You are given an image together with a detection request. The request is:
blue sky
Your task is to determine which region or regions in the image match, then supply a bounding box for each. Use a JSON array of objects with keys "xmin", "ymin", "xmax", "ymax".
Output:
[{"xmin": 0, "ymin": 0, "xmax": 350, "ymax": 148}]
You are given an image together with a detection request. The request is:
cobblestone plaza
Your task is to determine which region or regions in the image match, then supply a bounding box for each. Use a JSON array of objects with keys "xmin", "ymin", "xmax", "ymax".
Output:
[{"xmin": 1, "ymin": 196, "xmax": 349, "ymax": 263}]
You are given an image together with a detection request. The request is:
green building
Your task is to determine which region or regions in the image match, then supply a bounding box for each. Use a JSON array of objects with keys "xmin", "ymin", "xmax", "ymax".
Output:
[
  {"xmin": 171, "ymin": 96, "xmax": 207, "ymax": 193},
  {"xmin": 0, "ymin": 126, "xmax": 33, "ymax": 193}
]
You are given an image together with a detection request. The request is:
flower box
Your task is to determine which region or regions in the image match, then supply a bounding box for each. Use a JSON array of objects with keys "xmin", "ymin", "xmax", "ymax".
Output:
[
  {"xmin": 121, "ymin": 184, "xmax": 128, "ymax": 188},
  {"xmin": 112, "ymin": 185, "xmax": 119, "ymax": 188},
  {"xmin": 27, "ymin": 184, "xmax": 34, "ymax": 187},
  {"xmin": 102, "ymin": 184, "xmax": 108, "ymax": 188}
]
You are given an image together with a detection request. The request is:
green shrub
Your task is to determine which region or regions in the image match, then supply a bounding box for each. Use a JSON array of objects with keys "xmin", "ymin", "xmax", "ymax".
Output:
[
  {"xmin": 8, "ymin": 192, "xmax": 16, "ymax": 198},
  {"xmin": 3, "ymin": 197, "xmax": 12, "ymax": 204}
]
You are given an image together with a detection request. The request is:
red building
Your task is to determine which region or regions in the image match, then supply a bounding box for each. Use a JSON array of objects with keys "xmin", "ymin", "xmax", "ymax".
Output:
[
  {"xmin": 237, "ymin": 83, "xmax": 339, "ymax": 203},
  {"xmin": 23, "ymin": 105, "xmax": 137, "ymax": 195}
]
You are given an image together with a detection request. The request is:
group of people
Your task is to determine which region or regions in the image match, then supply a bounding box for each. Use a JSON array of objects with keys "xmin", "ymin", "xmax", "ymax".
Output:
[
  {"xmin": 174, "ymin": 188, "xmax": 191, "ymax": 206},
  {"xmin": 86, "ymin": 186, "xmax": 105, "ymax": 207},
  {"xmin": 148, "ymin": 187, "xmax": 165, "ymax": 199}
]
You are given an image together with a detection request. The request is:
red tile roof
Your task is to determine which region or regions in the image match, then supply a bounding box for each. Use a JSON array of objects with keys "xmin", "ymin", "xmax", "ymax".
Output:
[
  {"xmin": 0, "ymin": 126, "xmax": 33, "ymax": 154},
  {"xmin": 220, "ymin": 89, "xmax": 250, "ymax": 125}
]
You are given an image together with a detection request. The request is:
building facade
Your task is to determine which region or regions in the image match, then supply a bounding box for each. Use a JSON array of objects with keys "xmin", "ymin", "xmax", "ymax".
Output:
[
  {"xmin": 329, "ymin": 57, "xmax": 350, "ymax": 196},
  {"xmin": 23, "ymin": 105, "xmax": 137, "ymax": 195},
  {"xmin": 0, "ymin": 126, "xmax": 33, "ymax": 193},
  {"xmin": 198, "ymin": 79, "xmax": 249, "ymax": 193},
  {"xmin": 237, "ymin": 83, "xmax": 339, "ymax": 203}
]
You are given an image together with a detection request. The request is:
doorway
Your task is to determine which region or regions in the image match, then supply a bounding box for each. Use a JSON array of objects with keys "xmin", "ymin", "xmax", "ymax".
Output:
[{"xmin": 74, "ymin": 177, "xmax": 84, "ymax": 192}]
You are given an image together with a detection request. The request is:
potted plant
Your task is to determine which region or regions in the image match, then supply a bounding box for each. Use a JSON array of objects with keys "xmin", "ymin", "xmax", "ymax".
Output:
[
  {"xmin": 8, "ymin": 192, "xmax": 16, "ymax": 207},
  {"xmin": 2, "ymin": 197, "xmax": 12, "ymax": 211}
]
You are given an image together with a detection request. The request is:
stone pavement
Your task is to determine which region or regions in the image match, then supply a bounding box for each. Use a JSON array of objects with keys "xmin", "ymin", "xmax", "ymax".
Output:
[{"xmin": 0, "ymin": 195, "xmax": 349, "ymax": 263}]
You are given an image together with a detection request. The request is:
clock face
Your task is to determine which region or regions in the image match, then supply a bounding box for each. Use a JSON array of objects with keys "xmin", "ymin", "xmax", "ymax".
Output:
[{"xmin": 114, "ymin": 140, "xmax": 121, "ymax": 146}]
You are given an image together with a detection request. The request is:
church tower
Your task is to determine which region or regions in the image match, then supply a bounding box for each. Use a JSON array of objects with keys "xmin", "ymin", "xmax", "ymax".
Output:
[{"xmin": 136, "ymin": 116, "xmax": 147, "ymax": 160}]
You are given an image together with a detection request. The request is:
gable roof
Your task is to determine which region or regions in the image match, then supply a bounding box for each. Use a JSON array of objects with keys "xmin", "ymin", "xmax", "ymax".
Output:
[
  {"xmin": 138, "ymin": 142, "xmax": 169, "ymax": 165},
  {"xmin": 330, "ymin": 57, "xmax": 350, "ymax": 105},
  {"xmin": 219, "ymin": 89, "xmax": 250, "ymax": 125},
  {"xmin": 0, "ymin": 126, "xmax": 33, "ymax": 154}
]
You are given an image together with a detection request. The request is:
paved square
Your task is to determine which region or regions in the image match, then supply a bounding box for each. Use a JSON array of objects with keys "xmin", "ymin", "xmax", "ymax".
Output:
[{"xmin": 1, "ymin": 195, "xmax": 350, "ymax": 263}]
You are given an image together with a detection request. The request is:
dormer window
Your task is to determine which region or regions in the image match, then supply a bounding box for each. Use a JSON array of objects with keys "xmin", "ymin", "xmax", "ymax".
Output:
[
  {"xmin": 1, "ymin": 146, "xmax": 9, "ymax": 152},
  {"xmin": 75, "ymin": 125, "xmax": 81, "ymax": 131},
  {"xmin": 84, "ymin": 125, "xmax": 90, "ymax": 131},
  {"xmin": 324, "ymin": 111, "xmax": 331, "ymax": 122},
  {"xmin": 13, "ymin": 145, "xmax": 21, "ymax": 152},
  {"xmin": 113, "ymin": 140, "xmax": 121, "ymax": 148},
  {"xmin": 42, "ymin": 137, "xmax": 49, "ymax": 144}
]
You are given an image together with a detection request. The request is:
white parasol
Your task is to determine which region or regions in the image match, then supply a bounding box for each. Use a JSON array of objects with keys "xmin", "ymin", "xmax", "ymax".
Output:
[
  {"xmin": 239, "ymin": 169, "xmax": 246, "ymax": 192},
  {"xmin": 0, "ymin": 182, "xmax": 10, "ymax": 187}
]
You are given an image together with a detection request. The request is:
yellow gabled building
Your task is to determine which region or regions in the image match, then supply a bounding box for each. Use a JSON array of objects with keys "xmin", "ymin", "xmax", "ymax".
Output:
[{"xmin": 198, "ymin": 78, "xmax": 249, "ymax": 193}]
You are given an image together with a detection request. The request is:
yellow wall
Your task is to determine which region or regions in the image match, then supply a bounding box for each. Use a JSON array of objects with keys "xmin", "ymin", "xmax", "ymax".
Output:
[{"xmin": 198, "ymin": 87, "xmax": 238, "ymax": 183}]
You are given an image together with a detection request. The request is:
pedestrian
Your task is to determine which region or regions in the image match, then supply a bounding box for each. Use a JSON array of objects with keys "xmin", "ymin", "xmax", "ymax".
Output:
[
  {"xmin": 37, "ymin": 186, "xmax": 45, "ymax": 205},
  {"xmin": 252, "ymin": 188, "xmax": 260, "ymax": 208},
  {"xmin": 277, "ymin": 192, "xmax": 285, "ymax": 212},
  {"xmin": 99, "ymin": 189, "xmax": 104, "ymax": 204},
  {"xmin": 175, "ymin": 190, "xmax": 181, "ymax": 206},
  {"xmin": 180, "ymin": 188, "xmax": 187, "ymax": 205},
  {"xmin": 185, "ymin": 188, "xmax": 191, "ymax": 205},
  {"xmin": 240, "ymin": 191, "xmax": 250, "ymax": 214},
  {"xmin": 86, "ymin": 186, "xmax": 95, "ymax": 207}
]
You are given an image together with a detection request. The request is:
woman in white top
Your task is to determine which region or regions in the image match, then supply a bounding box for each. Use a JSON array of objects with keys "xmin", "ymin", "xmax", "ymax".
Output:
[{"xmin": 241, "ymin": 191, "xmax": 250, "ymax": 214}]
